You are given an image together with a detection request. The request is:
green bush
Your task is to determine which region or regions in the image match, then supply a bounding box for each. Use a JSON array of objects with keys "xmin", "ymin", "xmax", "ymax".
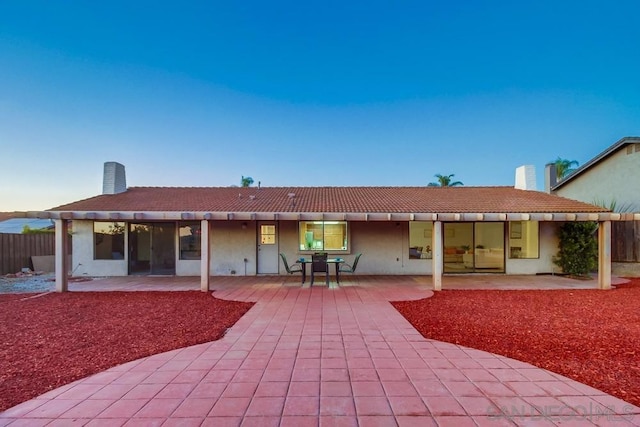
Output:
[
  {"xmin": 554, "ymin": 222, "xmax": 598, "ymax": 277},
  {"xmin": 22, "ymin": 225, "xmax": 54, "ymax": 234}
]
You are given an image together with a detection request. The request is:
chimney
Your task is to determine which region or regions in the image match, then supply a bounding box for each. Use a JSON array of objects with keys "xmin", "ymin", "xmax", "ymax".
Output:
[
  {"xmin": 544, "ymin": 163, "xmax": 557, "ymax": 194},
  {"xmin": 102, "ymin": 162, "xmax": 127, "ymax": 195},
  {"xmin": 514, "ymin": 165, "xmax": 536, "ymax": 191}
]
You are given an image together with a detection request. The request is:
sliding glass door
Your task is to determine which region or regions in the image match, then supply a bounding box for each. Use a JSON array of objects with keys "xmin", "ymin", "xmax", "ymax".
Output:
[
  {"xmin": 129, "ymin": 223, "xmax": 176, "ymax": 275},
  {"xmin": 443, "ymin": 222, "xmax": 505, "ymax": 273}
]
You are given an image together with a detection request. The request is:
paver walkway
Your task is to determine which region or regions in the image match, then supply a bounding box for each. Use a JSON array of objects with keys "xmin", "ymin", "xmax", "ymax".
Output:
[{"xmin": 2, "ymin": 278, "xmax": 639, "ymax": 426}]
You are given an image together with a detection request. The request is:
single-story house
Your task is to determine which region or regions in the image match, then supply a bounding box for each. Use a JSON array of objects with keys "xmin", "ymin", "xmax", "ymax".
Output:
[{"xmin": 25, "ymin": 162, "xmax": 635, "ymax": 292}]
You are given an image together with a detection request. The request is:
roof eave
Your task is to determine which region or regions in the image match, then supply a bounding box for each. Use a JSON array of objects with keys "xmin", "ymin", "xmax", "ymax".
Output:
[{"xmin": 26, "ymin": 210, "xmax": 630, "ymax": 222}]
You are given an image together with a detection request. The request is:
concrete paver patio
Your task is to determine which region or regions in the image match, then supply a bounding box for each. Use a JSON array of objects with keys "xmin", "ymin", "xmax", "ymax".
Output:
[{"xmin": 1, "ymin": 275, "xmax": 638, "ymax": 426}]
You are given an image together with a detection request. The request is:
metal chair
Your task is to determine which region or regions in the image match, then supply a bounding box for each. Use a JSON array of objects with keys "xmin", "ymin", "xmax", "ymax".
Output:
[
  {"xmin": 339, "ymin": 253, "xmax": 362, "ymax": 277},
  {"xmin": 311, "ymin": 253, "xmax": 329, "ymax": 286},
  {"xmin": 280, "ymin": 253, "xmax": 303, "ymax": 276}
]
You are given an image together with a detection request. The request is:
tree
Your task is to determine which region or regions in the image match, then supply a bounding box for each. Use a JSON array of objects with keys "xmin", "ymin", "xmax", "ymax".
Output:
[
  {"xmin": 553, "ymin": 157, "xmax": 579, "ymax": 180},
  {"xmin": 428, "ymin": 174, "xmax": 463, "ymax": 187},
  {"xmin": 240, "ymin": 176, "xmax": 254, "ymax": 187}
]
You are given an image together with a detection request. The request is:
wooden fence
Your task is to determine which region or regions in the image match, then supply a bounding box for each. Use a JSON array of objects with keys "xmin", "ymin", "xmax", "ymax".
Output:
[
  {"xmin": 612, "ymin": 221, "xmax": 640, "ymax": 262},
  {"xmin": 0, "ymin": 233, "xmax": 56, "ymax": 275}
]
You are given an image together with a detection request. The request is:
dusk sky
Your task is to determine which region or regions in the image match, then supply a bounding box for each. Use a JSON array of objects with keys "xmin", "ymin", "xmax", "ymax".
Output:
[{"xmin": 1, "ymin": 1, "xmax": 639, "ymax": 211}]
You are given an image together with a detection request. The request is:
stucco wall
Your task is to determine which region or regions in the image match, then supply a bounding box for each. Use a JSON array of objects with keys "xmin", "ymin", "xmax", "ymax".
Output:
[
  {"xmin": 72, "ymin": 220, "xmax": 128, "ymax": 276},
  {"xmin": 72, "ymin": 219, "xmax": 560, "ymax": 277},
  {"xmin": 555, "ymin": 147, "xmax": 640, "ymax": 211},
  {"xmin": 612, "ymin": 262, "xmax": 640, "ymax": 277},
  {"xmin": 505, "ymin": 222, "xmax": 559, "ymax": 274},
  {"xmin": 350, "ymin": 222, "xmax": 432, "ymax": 275},
  {"xmin": 210, "ymin": 221, "xmax": 257, "ymax": 276},
  {"xmin": 276, "ymin": 221, "xmax": 432, "ymax": 275}
]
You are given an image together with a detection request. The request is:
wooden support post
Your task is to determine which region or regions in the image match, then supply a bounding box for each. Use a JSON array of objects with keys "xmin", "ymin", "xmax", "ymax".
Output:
[
  {"xmin": 598, "ymin": 221, "xmax": 612, "ymax": 290},
  {"xmin": 200, "ymin": 219, "xmax": 210, "ymax": 292},
  {"xmin": 55, "ymin": 219, "xmax": 69, "ymax": 292},
  {"xmin": 432, "ymin": 221, "xmax": 443, "ymax": 291}
]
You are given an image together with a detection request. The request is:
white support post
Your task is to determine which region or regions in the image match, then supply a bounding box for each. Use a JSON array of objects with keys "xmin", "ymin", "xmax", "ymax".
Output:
[
  {"xmin": 432, "ymin": 221, "xmax": 443, "ymax": 291},
  {"xmin": 598, "ymin": 220, "xmax": 612, "ymax": 290},
  {"xmin": 54, "ymin": 219, "xmax": 69, "ymax": 292},
  {"xmin": 200, "ymin": 219, "xmax": 210, "ymax": 292}
]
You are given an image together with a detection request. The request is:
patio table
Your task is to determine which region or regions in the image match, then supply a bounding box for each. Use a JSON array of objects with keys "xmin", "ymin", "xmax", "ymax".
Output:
[{"xmin": 296, "ymin": 257, "xmax": 344, "ymax": 285}]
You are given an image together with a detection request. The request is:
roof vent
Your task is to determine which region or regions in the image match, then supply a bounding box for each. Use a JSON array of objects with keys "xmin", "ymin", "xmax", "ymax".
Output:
[
  {"xmin": 102, "ymin": 162, "xmax": 127, "ymax": 195},
  {"xmin": 288, "ymin": 193, "xmax": 295, "ymax": 198},
  {"xmin": 249, "ymin": 195, "xmax": 256, "ymax": 200}
]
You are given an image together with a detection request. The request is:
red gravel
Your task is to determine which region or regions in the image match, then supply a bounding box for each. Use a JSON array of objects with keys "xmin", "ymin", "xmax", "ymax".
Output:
[
  {"xmin": 0, "ymin": 291, "xmax": 253, "ymax": 412},
  {"xmin": 392, "ymin": 278, "xmax": 640, "ymax": 407}
]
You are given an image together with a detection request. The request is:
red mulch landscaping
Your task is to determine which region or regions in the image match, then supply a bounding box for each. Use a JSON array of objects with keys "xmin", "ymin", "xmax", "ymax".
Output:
[
  {"xmin": 392, "ymin": 278, "xmax": 640, "ymax": 407},
  {"xmin": 0, "ymin": 291, "xmax": 253, "ymax": 412}
]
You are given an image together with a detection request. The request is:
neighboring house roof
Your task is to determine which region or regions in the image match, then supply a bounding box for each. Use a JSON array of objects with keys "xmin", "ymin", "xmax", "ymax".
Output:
[
  {"xmin": 552, "ymin": 136, "xmax": 640, "ymax": 191},
  {"xmin": 0, "ymin": 218, "xmax": 55, "ymax": 234},
  {"xmin": 47, "ymin": 186, "xmax": 606, "ymax": 214}
]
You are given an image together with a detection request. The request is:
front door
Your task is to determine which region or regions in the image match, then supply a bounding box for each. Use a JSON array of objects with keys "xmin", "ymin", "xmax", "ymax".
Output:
[
  {"xmin": 257, "ymin": 222, "xmax": 278, "ymax": 274},
  {"xmin": 129, "ymin": 222, "xmax": 176, "ymax": 275}
]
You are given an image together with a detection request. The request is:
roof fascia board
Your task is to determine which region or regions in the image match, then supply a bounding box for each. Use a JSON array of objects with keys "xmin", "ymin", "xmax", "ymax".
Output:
[{"xmin": 28, "ymin": 210, "xmax": 629, "ymax": 221}]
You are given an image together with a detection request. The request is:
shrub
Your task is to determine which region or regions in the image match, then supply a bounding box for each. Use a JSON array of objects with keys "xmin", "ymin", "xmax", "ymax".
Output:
[{"xmin": 554, "ymin": 222, "xmax": 598, "ymax": 277}]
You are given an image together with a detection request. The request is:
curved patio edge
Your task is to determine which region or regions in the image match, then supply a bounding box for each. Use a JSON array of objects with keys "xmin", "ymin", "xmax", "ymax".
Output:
[{"xmin": 2, "ymin": 283, "xmax": 637, "ymax": 425}]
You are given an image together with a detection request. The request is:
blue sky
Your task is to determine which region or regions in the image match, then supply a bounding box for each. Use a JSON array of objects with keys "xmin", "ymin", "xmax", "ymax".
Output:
[{"xmin": 1, "ymin": 1, "xmax": 639, "ymax": 211}]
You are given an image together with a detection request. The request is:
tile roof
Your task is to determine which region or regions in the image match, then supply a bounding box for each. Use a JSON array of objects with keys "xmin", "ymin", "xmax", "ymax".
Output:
[{"xmin": 49, "ymin": 186, "xmax": 607, "ymax": 214}]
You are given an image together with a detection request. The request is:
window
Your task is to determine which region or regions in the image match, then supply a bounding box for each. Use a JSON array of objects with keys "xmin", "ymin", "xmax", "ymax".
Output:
[
  {"xmin": 179, "ymin": 222, "xmax": 201, "ymax": 260},
  {"xmin": 260, "ymin": 225, "xmax": 276, "ymax": 244},
  {"xmin": 509, "ymin": 221, "xmax": 539, "ymax": 258},
  {"xmin": 408, "ymin": 222, "xmax": 433, "ymax": 259},
  {"xmin": 299, "ymin": 221, "xmax": 348, "ymax": 251},
  {"xmin": 94, "ymin": 222, "xmax": 125, "ymax": 260}
]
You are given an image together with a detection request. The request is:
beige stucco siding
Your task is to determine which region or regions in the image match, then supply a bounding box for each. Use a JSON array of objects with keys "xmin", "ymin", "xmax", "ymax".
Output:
[
  {"xmin": 556, "ymin": 147, "xmax": 640, "ymax": 211},
  {"xmin": 505, "ymin": 222, "xmax": 559, "ymax": 274},
  {"xmin": 210, "ymin": 221, "xmax": 257, "ymax": 276},
  {"xmin": 72, "ymin": 220, "xmax": 128, "ymax": 276},
  {"xmin": 72, "ymin": 219, "xmax": 558, "ymax": 277},
  {"xmin": 278, "ymin": 221, "xmax": 432, "ymax": 275}
]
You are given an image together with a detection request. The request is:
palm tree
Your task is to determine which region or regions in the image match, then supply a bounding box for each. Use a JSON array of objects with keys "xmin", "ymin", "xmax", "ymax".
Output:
[
  {"xmin": 240, "ymin": 176, "xmax": 254, "ymax": 187},
  {"xmin": 553, "ymin": 157, "xmax": 579, "ymax": 180},
  {"xmin": 428, "ymin": 174, "xmax": 463, "ymax": 187}
]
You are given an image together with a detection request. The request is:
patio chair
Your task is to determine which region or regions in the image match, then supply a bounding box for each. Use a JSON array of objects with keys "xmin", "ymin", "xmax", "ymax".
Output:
[
  {"xmin": 339, "ymin": 253, "xmax": 362, "ymax": 278},
  {"xmin": 280, "ymin": 253, "xmax": 303, "ymax": 276},
  {"xmin": 311, "ymin": 253, "xmax": 329, "ymax": 286}
]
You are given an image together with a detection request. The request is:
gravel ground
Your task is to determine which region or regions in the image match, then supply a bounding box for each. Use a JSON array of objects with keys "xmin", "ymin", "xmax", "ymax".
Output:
[{"xmin": 0, "ymin": 273, "xmax": 56, "ymax": 294}]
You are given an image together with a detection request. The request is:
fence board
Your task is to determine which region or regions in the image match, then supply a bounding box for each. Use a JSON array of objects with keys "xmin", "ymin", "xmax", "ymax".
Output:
[
  {"xmin": 0, "ymin": 233, "xmax": 60, "ymax": 275},
  {"xmin": 612, "ymin": 221, "xmax": 640, "ymax": 262}
]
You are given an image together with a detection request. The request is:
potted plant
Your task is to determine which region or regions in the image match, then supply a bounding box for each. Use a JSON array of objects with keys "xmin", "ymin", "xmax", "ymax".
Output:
[{"xmin": 461, "ymin": 245, "xmax": 471, "ymax": 254}]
